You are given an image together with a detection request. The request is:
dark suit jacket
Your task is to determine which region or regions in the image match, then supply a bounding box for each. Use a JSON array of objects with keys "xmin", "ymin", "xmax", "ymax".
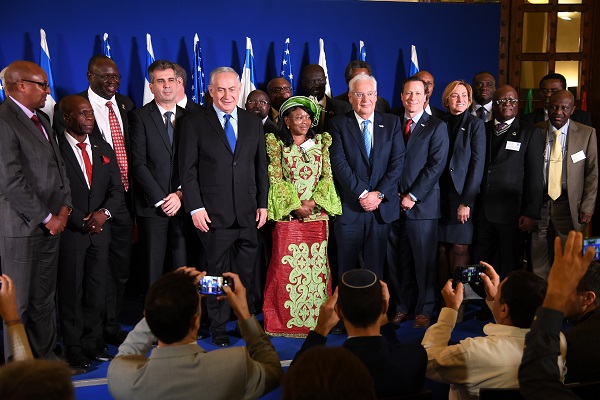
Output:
[
  {"xmin": 178, "ymin": 106, "xmax": 268, "ymax": 228},
  {"xmin": 521, "ymin": 108, "xmax": 593, "ymax": 127},
  {"xmin": 565, "ymin": 307, "xmax": 600, "ymax": 384},
  {"xmin": 129, "ymin": 101, "xmax": 186, "ymax": 217},
  {"xmin": 329, "ymin": 111, "xmax": 404, "ymax": 224},
  {"xmin": 184, "ymin": 99, "xmax": 204, "ymax": 113},
  {"xmin": 334, "ymin": 91, "xmax": 391, "ymax": 113},
  {"xmin": 263, "ymin": 117, "xmax": 278, "ymax": 135},
  {"xmin": 316, "ymin": 96, "xmax": 352, "ymax": 134},
  {"xmin": 0, "ymin": 98, "xmax": 71, "ymax": 236},
  {"xmin": 479, "ymin": 118, "xmax": 544, "ymax": 223},
  {"xmin": 440, "ymin": 112, "xmax": 486, "ymax": 207},
  {"xmin": 294, "ymin": 327, "xmax": 427, "ymax": 398},
  {"xmin": 400, "ymin": 112, "xmax": 449, "ymax": 220},
  {"xmin": 58, "ymin": 133, "xmax": 123, "ymax": 249}
]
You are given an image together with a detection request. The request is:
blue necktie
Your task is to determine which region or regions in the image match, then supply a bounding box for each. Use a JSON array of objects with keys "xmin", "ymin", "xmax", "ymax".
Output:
[
  {"xmin": 223, "ymin": 114, "xmax": 236, "ymax": 152},
  {"xmin": 164, "ymin": 111, "xmax": 173, "ymax": 145},
  {"xmin": 479, "ymin": 107, "xmax": 487, "ymax": 122},
  {"xmin": 363, "ymin": 120, "xmax": 371, "ymax": 158}
]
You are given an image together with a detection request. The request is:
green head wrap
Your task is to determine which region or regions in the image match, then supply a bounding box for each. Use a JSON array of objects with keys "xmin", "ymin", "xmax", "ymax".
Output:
[{"xmin": 279, "ymin": 96, "xmax": 322, "ymax": 128}]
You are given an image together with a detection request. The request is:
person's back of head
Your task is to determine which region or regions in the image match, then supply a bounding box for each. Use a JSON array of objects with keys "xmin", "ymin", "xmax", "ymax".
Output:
[
  {"xmin": 282, "ymin": 346, "xmax": 376, "ymax": 400},
  {"xmin": 501, "ymin": 270, "xmax": 547, "ymax": 328},
  {"xmin": 563, "ymin": 261, "xmax": 600, "ymax": 321},
  {"xmin": 337, "ymin": 269, "xmax": 382, "ymax": 328},
  {"xmin": 0, "ymin": 359, "xmax": 74, "ymax": 400},
  {"xmin": 144, "ymin": 271, "xmax": 199, "ymax": 344}
]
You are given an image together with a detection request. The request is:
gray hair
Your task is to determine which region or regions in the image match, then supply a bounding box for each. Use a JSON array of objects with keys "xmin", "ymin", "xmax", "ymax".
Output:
[
  {"xmin": 209, "ymin": 67, "xmax": 239, "ymax": 86},
  {"xmin": 348, "ymin": 74, "xmax": 377, "ymax": 92}
]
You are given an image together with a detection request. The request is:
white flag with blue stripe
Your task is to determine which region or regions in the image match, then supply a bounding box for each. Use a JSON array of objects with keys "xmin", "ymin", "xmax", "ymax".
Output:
[
  {"xmin": 318, "ymin": 38, "xmax": 332, "ymax": 98},
  {"xmin": 409, "ymin": 45, "xmax": 419, "ymax": 76},
  {"xmin": 237, "ymin": 37, "xmax": 256, "ymax": 108},
  {"xmin": 359, "ymin": 40, "xmax": 367, "ymax": 61},
  {"xmin": 39, "ymin": 29, "xmax": 57, "ymax": 121},
  {"xmin": 191, "ymin": 34, "xmax": 206, "ymax": 105},
  {"xmin": 0, "ymin": 67, "xmax": 6, "ymax": 103},
  {"xmin": 143, "ymin": 33, "xmax": 155, "ymax": 105},
  {"xmin": 280, "ymin": 38, "xmax": 294, "ymax": 94},
  {"xmin": 103, "ymin": 33, "xmax": 112, "ymax": 58}
]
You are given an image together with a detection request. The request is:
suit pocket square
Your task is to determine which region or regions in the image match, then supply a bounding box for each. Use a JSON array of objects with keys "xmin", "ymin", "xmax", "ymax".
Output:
[{"xmin": 101, "ymin": 156, "xmax": 111, "ymax": 165}]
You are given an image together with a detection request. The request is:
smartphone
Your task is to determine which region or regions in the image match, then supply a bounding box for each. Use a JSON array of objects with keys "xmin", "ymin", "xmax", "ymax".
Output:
[
  {"xmin": 199, "ymin": 275, "xmax": 231, "ymax": 295},
  {"xmin": 453, "ymin": 265, "xmax": 485, "ymax": 287},
  {"xmin": 583, "ymin": 237, "xmax": 600, "ymax": 261}
]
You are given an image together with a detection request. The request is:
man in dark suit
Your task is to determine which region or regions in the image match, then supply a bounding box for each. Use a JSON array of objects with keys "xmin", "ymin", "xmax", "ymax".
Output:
[
  {"xmin": 333, "ymin": 60, "xmax": 390, "ymax": 113},
  {"xmin": 130, "ymin": 60, "xmax": 187, "ymax": 288},
  {"xmin": 57, "ymin": 95, "xmax": 124, "ymax": 368},
  {"xmin": 246, "ymin": 89, "xmax": 277, "ymax": 134},
  {"xmin": 53, "ymin": 55, "xmax": 135, "ymax": 346},
  {"xmin": 179, "ymin": 67, "xmax": 269, "ymax": 347},
  {"xmin": 174, "ymin": 63, "xmax": 203, "ymax": 113},
  {"xmin": 0, "ymin": 61, "xmax": 72, "ymax": 360},
  {"xmin": 266, "ymin": 77, "xmax": 292, "ymax": 125},
  {"xmin": 387, "ymin": 76, "xmax": 449, "ymax": 328},
  {"xmin": 470, "ymin": 71, "xmax": 496, "ymax": 123},
  {"xmin": 301, "ymin": 64, "xmax": 351, "ymax": 134},
  {"xmin": 477, "ymin": 85, "xmax": 544, "ymax": 279},
  {"xmin": 330, "ymin": 74, "xmax": 404, "ymax": 280},
  {"xmin": 521, "ymin": 72, "xmax": 592, "ymax": 127},
  {"xmin": 293, "ymin": 269, "xmax": 427, "ymax": 398}
]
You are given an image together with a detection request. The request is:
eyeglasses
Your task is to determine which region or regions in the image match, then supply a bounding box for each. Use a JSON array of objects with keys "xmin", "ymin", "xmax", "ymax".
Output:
[
  {"xmin": 351, "ymin": 91, "xmax": 377, "ymax": 99},
  {"xmin": 90, "ymin": 72, "xmax": 122, "ymax": 82},
  {"xmin": 495, "ymin": 99, "xmax": 519, "ymax": 105},
  {"xmin": 269, "ymin": 87, "xmax": 292, "ymax": 93},
  {"xmin": 247, "ymin": 100, "xmax": 269, "ymax": 106},
  {"xmin": 20, "ymin": 79, "xmax": 50, "ymax": 90}
]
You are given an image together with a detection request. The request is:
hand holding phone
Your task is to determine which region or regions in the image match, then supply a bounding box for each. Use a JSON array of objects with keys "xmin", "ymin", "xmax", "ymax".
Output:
[
  {"xmin": 452, "ymin": 265, "xmax": 485, "ymax": 288},
  {"xmin": 199, "ymin": 276, "xmax": 233, "ymax": 295}
]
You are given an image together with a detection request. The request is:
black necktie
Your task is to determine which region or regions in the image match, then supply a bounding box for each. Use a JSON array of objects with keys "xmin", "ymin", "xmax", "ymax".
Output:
[{"xmin": 164, "ymin": 111, "xmax": 173, "ymax": 145}]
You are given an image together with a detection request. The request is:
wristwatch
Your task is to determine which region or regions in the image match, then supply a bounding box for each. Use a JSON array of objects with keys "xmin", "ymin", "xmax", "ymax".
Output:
[
  {"xmin": 376, "ymin": 191, "xmax": 385, "ymax": 200},
  {"xmin": 99, "ymin": 208, "xmax": 112, "ymax": 220}
]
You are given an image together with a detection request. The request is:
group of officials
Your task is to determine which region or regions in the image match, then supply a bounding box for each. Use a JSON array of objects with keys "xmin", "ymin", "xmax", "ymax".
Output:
[{"xmin": 0, "ymin": 54, "xmax": 597, "ymax": 371}]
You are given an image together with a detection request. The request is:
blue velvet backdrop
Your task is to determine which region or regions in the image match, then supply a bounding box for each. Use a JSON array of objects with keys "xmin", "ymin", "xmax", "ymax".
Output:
[{"xmin": 1, "ymin": 1, "xmax": 500, "ymax": 109}]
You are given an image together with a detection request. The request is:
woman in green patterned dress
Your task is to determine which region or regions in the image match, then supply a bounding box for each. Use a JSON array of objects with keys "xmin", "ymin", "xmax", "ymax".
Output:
[{"xmin": 263, "ymin": 96, "xmax": 342, "ymax": 337}]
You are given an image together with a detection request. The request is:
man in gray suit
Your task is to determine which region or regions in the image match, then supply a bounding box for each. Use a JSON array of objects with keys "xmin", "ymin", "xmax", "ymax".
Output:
[
  {"xmin": 0, "ymin": 61, "xmax": 72, "ymax": 360},
  {"xmin": 108, "ymin": 268, "xmax": 283, "ymax": 400}
]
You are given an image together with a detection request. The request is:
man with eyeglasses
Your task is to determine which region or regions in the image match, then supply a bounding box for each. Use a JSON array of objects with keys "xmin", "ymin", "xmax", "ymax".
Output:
[
  {"xmin": 266, "ymin": 77, "xmax": 292, "ymax": 124},
  {"xmin": 531, "ymin": 90, "xmax": 597, "ymax": 279},
  {"xmin": 246, "ymin": 89, "xmax": 277, "ymax": 134},
  {"xmin": 0, "ymin": 60, "xmax": 72, "ymax": 361},
  {"xmin": 54, "ymin": 54, "xmax": 136, "ymax": 348},
  {"xmin": 477, "ymin": 85, "xmax": 544, "ymax": 279},
  {"xmin": 301, "ymin": 64, "xmax": 351, "ymax": 134},
  {"xmin": 522, "ymin": 73, "xmax": 592, "ymax": 127},
  {"xmin": 470, "ymin": 71, "xmax": 496, "ymax": 123}
]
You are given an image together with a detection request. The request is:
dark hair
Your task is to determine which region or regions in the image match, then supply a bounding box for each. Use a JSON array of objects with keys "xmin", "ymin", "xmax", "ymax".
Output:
[
  {"xmin": 277, "ymin": 105, "xmax": 316, "ymax": 147},
  {"xmin": 337, "ymin": 276, "xmax": 382, "ymax": 328},
  {"xmin": 402, "ymin": 75, "xmax": 428, "ymax": 95},
  {"xmin": 144, "ymin": 271, "xmax": 199, "ymax": 344},
  {"xmin": 500, "ymin": 271, "xmax": 547, "ymax": 328},
  {"xmin": 282, "ymin": 347, "xmax": 376, "ymax": 400},
  {"xmin": 148, "ymin": 60, "xmax": 176, "ymax": 83},
  {"xmin": 472, "ymin": 70, "xmax": 496, "ymax": 85},
  {"xmin": 577, "ymin": 261, "xmax": 600, "ymax": 306},
  {"xmin": 0, "ymin": 360, "xmax": 74, "ymax": 400},
  {"xmin": 173, "ymin": 63, "xmax": 187, "ymax": 86},
  {"xmin": 540, "ymin": 72, "xmax": 568, "ymax": 90},
  {"xmin": 87, "ymin": 54, "xmax": 113, "ymax": 72},
  {"xmin": 344, "ymin": 60, "xmax": 372, "ymax": 84}
]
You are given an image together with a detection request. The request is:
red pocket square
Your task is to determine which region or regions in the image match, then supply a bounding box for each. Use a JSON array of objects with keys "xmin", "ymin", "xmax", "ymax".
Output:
[{"xmin": 102, "ymin": 156, "xmax": 110, "ymax": 165}]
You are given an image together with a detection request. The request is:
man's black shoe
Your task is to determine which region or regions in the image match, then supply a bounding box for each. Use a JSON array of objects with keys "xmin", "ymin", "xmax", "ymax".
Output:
[
  {"xmin": 86, "ymin": 349, "xmax": 114, "ymax": 362},
  {"xmin": 66, "ymin": 352, "xmax": 92, "ymax": 369},
  {"xmin": 211, "ymin": 332, "xmax": 230, "ymax": 347}
]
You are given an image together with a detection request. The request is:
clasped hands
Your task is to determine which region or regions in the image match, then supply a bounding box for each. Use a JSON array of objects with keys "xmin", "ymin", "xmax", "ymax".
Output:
[
  {"xmin": 360, "ymin": 191, "xmax": 381, "ymax": 212},
  {"xmin": 44, "ymin": 205, "xmax": 70, "ymax": 235}
]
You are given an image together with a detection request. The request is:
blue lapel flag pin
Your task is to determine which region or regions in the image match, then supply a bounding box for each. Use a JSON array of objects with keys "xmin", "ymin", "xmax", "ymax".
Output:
[{"xmin": 420, "ymin": 123, "xmax": 425, "ymax": 127}]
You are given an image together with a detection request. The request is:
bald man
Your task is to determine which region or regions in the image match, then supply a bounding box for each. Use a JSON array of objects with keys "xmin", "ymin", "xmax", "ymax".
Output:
[{"xmin": 0, "ymin": 61, "xmax": 72, "ymax": 360}]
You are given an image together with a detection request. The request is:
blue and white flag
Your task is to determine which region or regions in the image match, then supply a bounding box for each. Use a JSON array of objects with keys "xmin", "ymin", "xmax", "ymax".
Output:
[
  {"xmin": 237, "ymin": 37, "xmax": 256, "ymax": 108},
  {"xmin": 318, "ymin": 38, "xmax": 332, "ymax": 98},
  {"xmin": 359, "ymin": 40, "xmax": 367, "ymax": 61},
  {"xmin": 39, "ymin": 29, "xmax": 57, "ymax": 121},
  {"xmin": 409, "ymin": 45, "xmax": 419, "ymax": 76},
  {"xmin": 103, "ymin": 33, "xmax": 112, "ymax": 58},
  {"xmin": 0, "ymin": 67, "xmax": 6, "ymax": 103},
  {"xmin": 143, "ymin": 33, "xmax": 155, "ymax": 105},
  {"xmin": 280, "ymin": 38, "xmax": 293, "ymax": 94},
  {"xmin": 191, "ymin": 34, "xmax": 206, "ymax": 105}
]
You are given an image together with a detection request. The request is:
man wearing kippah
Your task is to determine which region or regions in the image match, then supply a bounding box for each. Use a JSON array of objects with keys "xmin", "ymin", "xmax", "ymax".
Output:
[{"xmin": 292, "ymin": 269, "xmax": 427, "ymax": 398}]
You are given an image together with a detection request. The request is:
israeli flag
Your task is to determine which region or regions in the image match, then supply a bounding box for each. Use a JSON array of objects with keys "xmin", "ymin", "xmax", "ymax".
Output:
[
  {"xmin": 103, "ymin": 33, "xmax": 112, "ymax": 58},
  {"xmin": 143, "ymin": 33, "xmax": 155, "ymax": 105},
  {"xmin": 318, "ymin": 38, "xmax": 332, "ymax": 98},
  {"xmin": 280, "ymin": 38, "xmax": 293, "ymax": 94},
  {"xmin": 191, "ymin": 34, "xmax": 206, "ymax": 105},
  {"xmin": 409, "ymin": 45, "xmax": 419, "ymax": 76},
  {"xmin": 39, "ymin": 29, "xmax": 57, "ymax": 121},
  {"xmin": 0, "ymin": 67, "xmax": 6, "ymax": 103},
  {"xmin": 359, "ymin": 40, "xmax": 367, "ymax": 61},
  {"xmin": 237, "ymin": 37, "xmax": 256, "ymax": 108}
]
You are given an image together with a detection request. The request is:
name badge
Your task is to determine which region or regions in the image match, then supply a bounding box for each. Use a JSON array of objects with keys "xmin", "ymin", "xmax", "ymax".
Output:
[
  {"xmin": 505, "ymin": 141, "xmax": 521, "ymax": 151},
  {"xmin": 300, "ymin": 139, "xmax": 316, "ymax": 151},
  {"xmin": 571, "ymin": 150, "xmax": 586, "ymax": 163}
]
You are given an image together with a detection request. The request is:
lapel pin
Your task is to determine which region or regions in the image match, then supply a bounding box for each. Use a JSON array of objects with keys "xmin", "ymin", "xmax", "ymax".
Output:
[
  {"xmin": 379, "ymin": 125, "xmax": 384, "ymax": 128},
  {"xmin": 512, "ymin": 132, "xmax": 517, "ymax": 136},
  {"xmin": 461, "ymin": 127, "xmax": 466, "ymax": 131},
  {"xmin": 93, "ymin": 144, "xmax": 98, "ymax": 148},
  {"xmin": 121, "ymin": 104, "xmax": 126, "ymax": 110},
  {"xmin": 420, "ymin": 123, "xmax": 425, "ymax": 127}
]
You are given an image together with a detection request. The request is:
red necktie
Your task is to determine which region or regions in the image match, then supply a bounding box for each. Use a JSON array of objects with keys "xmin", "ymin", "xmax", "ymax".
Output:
[
  {"xmin": 31, "ymin": 114, "xmax": 49, "ymax": 141},
  {"xmin": 106, "ymin": 102, "xmax": 129, "ymax": 191},
  {"xmin": 76, "ymin": 142, "xmax": 93, "ymax": 187},
  {"xmin": 403, "ymin": 119, "xmax": 413, "ymax": 144}
]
